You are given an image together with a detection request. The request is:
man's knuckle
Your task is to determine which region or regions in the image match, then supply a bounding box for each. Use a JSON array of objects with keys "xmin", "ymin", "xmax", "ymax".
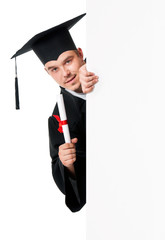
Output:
[
  {"xmin": 61, "ymin": 159, "xmax": 65, "ymax": 165},
  {"xmin": 85, "ymin": 72, "xmax": 89, "ymax": 77},
  {"xmin": 71, "ymin": 157, "xmax": 76, "ymax": 163}
]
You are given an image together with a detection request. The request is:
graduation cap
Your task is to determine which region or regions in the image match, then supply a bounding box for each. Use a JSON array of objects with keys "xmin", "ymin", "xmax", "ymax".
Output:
[{"xmin": 11, "ymin": 13, "xmax": 86, "ymax": 109}]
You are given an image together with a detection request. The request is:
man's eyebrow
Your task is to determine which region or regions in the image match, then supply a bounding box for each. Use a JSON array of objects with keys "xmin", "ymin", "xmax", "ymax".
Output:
[
  {"xmin": 47, "ymin": 65, "xmax": 57, "ymax": 70},
  {"xmin": 47, "ymin": 55, "xmax": 74, "ymax": 70},
  {"xmin": 62, "ymin": 55, "xmax": 73, "ymax": 64}
]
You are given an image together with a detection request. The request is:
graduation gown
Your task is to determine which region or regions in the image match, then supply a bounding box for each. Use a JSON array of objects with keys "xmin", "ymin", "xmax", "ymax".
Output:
[{"xmin": 48, "ymin": 87, "xmax": 86, "ymax": 212}]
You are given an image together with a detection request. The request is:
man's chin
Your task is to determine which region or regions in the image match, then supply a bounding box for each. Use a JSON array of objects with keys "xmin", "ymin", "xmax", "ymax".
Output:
[{"xmin": 72, "ymin": 85, "xmax": 83, "ymax": 93}]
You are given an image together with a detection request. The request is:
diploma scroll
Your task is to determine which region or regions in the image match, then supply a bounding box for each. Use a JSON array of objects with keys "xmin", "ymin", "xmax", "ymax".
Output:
[{"xmin": 57, "ymin": 94, "xmax": 71, "ymax": 143}]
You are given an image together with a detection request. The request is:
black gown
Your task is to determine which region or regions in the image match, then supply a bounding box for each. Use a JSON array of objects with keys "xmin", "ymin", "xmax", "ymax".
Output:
[{"xmin": 48, "ymin": 87, "xmax": 86, "ymax": 212}]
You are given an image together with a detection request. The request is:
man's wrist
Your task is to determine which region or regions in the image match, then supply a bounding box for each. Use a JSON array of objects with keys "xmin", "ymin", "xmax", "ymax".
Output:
[{"xmin": 66, "ymin": 164, "xmax": 76, "ymax": 179}]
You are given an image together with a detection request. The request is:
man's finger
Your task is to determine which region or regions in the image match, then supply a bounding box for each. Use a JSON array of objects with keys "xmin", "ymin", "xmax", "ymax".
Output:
[
  {"xmin": 60, "ymin": 142, "xmax": 75, "ymax": 150},
  {"xmin": 86, "ymin": 71, "xmax": 95, "ymax": 77},
  {"xmin": 83, "ymin": 86, "xmax": 95, "ymax": 94},
  {"xmin": 71, "ymin": 138, "xmax": 78, "ymax": 144},
  {"xmin": 61, "ymin": 153, "xmax": 76, "ymax": 161},
  {"xmin": 86, "ymin": 76, "xmax": 99, "ymax": 83},
  {"xmin": 84, "ymin": 79, "xmax": 98, "ymax": 88},
  {"xmin": 62, "ymin": 158, "xmax": 76, "ymax": 167},
  {"xmin": 60, "ymin": 148, "xmax": 76, "ymax": 156}
]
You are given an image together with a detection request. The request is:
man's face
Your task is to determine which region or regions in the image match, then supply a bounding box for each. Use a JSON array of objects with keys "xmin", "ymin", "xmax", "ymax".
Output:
[{"xmin": 45, "ymin": 48, "xmax": 84, "ymax": 93}]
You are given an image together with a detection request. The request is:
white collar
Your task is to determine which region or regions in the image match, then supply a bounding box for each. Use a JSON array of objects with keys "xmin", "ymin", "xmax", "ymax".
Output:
[{"xmin": 65, "ymin": 89, "xmax": 86, "ymax": 100}]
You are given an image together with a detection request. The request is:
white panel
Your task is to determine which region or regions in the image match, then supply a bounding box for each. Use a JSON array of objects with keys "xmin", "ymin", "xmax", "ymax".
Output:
[{"xmin": 87, "ymin": 1, "xmax": 165, "ymax": 239}]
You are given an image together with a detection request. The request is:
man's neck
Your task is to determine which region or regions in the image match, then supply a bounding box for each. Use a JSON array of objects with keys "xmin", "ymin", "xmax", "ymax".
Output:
[{"xmin": 65, "ymin": 88, "xmax": 86, "ymax": 100}]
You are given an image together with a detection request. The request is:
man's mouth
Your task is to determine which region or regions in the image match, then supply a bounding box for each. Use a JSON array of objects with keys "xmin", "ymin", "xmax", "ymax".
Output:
[{"xmin": 65, "ymin": 75, "xmax": 76, "ymax": 84}]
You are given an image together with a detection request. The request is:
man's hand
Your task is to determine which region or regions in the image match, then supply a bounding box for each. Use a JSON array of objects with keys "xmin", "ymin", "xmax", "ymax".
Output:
[
  {"xmin": 79, "ymin": 64, "xmax": 99, "ymax": 93},
  {"xmin": 58, "ymin": 138, "xmax": 78, "ymax": 177}
]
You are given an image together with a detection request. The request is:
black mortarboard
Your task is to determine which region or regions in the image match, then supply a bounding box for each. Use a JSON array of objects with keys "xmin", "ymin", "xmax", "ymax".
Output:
[{"xmin": 11, "ymin": 13, "xmax": 86, "ymax": 109}]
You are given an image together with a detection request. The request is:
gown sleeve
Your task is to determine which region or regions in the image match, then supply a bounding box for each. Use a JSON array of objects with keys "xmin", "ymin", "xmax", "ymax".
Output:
[{"xmin": 48, "ymin": 115, "xmax": 82, "ymax": 212}]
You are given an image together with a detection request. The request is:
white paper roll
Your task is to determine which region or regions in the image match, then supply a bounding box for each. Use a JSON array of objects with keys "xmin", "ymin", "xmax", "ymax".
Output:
[{"xmin": 57, "ymin": 94, "xmax": 71, "ymax": 143}]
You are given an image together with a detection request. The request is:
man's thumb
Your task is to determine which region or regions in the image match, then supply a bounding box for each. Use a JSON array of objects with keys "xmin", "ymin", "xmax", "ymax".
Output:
[{"xmin": 71, "ymin": 138, "xmax": 78, "ymax": 144}]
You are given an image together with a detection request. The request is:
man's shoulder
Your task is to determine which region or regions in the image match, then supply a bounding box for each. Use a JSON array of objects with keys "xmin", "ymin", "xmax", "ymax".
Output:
[{"xmin": 49, "ymin": 87, "xmax": 86, "ymax": 119}]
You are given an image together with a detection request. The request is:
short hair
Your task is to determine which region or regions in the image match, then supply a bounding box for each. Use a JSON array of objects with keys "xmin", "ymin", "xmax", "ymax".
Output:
[{"xmin": 74, "ymin": 49, "xmax": 80, "ymax": 57}]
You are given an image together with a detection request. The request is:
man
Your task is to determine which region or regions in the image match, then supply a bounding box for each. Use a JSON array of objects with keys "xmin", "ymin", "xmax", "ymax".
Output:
[
  {"xmin": 46, "ymin": 48, "xmax": 98, "ymax": 212},
  {"xmin": 11, "ymin": 13, "xmax": 98, "ymax": 212}
]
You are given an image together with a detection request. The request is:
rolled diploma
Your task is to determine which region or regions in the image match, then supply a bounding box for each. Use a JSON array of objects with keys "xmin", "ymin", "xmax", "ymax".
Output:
[{"xmin": 57, "ymin": 94, "xmax": 71, "ymax": 143}]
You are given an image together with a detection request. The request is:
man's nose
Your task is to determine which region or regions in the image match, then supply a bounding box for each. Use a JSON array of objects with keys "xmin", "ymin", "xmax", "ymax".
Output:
[{"xmin": 63, "ymin": 67, "xmax": 70, "ymax": 77}]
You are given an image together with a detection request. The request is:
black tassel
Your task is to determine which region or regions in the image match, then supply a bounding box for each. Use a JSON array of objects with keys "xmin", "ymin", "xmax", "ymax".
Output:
[{"xmin": 15, "ymin": 57, "xmax": 20, "ymax": 109}]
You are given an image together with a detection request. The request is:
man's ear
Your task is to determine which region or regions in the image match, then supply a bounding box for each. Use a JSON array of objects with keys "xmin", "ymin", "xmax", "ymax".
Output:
[{"xmin": 77, "ymin": 48, "xmax": 84, "ymax": 61}]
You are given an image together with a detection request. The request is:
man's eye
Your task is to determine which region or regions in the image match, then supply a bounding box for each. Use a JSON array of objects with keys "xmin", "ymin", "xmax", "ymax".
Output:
[
  {"xmin": 66, "ymin": 60, "xmax": 71, "ymax": 64},
  {"xmin": 53, "ymin": 68, "xmax": 58, "ymax": 72}
]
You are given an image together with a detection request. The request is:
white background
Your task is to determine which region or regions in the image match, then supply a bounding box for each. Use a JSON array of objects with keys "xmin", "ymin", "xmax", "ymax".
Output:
[
  {"xmin": 87, "ymin": 0, "xmax": 165, "ymax": 239},
  {"xmin": 0, "ymin": 1, "xmax": 86, "ymax": 239}
]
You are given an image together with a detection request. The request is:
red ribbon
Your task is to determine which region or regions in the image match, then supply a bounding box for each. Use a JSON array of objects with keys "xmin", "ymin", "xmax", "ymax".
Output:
[{"xmin": 53, "ymin": 115, "xmax": 68, "ymax": 133}]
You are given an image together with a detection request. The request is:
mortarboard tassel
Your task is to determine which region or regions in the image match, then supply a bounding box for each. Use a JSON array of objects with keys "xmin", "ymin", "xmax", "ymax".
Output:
[{"xmin": 15, "ymin": 57, "xmax": 20, "ymax": 109}]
